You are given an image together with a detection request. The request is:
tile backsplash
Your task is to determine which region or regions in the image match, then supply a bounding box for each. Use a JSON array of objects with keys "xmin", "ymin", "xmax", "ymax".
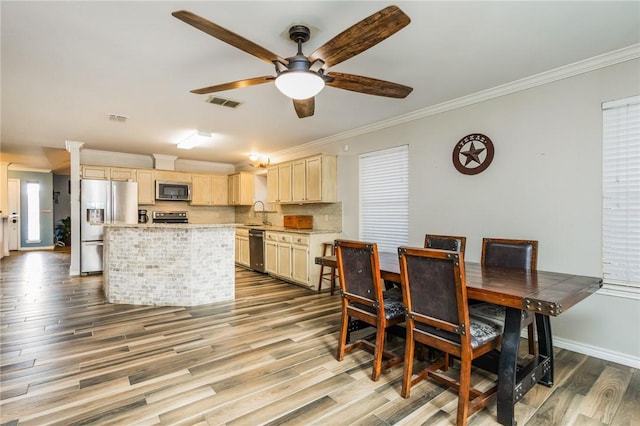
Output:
[
  {"xmin": 236, "ymin": 202, "xmax": 342, "ymax": 231},
  {"xmin": 150, "ymin": 200, "xmax": 342, "ymax": 232}
]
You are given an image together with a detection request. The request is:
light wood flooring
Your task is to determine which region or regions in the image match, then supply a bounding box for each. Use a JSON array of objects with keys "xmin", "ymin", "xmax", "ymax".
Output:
[{"xmin": 1, "ymin": 249, "xmax": 638, "ymax": 425}]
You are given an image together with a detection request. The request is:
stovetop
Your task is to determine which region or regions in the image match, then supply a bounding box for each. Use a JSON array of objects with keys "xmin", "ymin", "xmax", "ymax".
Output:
[{"xmin": 152, "ymin": 211, "xmax": 189, "ymax": 223}]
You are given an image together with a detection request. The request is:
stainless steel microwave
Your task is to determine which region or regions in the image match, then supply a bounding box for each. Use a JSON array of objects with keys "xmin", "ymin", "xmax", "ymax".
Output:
[{"xmin": 156, "ymin": 181, "xmax": 191, "ymax": 201}]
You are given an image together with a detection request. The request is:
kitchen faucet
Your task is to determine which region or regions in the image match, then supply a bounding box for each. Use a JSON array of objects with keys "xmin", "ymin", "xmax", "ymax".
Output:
[{"xmin": 252, "ymin": 200, "xmax": 271, "ymax": 226}]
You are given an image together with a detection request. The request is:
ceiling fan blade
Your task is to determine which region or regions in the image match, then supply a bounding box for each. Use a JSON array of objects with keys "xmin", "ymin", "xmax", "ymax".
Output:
[
  {"xmin": 326, "ymin": 72, "xmax": 412, "ymax": 98},
  {"xmin": 293, "ymin": 98, "xmax": 315, "ymax": 118},
  {"xmin": 191, "ymin": 76, "xmax": 275, "ymax": 94},
  {"xmin": 172, "ymin": 10, "xmax": 286, "ymax": 65},
  {"xmin": 309, "ymin": 5, "xmax": 410, "ymax": 69}
]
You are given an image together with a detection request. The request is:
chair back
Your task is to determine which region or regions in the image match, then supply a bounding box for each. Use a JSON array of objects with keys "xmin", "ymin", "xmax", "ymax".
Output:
[
  {"xmin": 482, "ymin": 238, "xmax": 538, "ymax": 270},
  {"xmin": 424, "ymin": 234, "xmax": 467, "ymax": 255},
  {"xmin": 398, "ymin": 247, "xmax": 469, "ymax": 346},
  {"xmin": 335, "ymin": 239, "xmax": 384, "ymax": 309}
]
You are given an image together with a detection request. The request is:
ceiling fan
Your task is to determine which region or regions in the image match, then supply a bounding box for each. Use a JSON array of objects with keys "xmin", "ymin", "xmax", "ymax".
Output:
[{"xmin": 172, "ymin": 5, "xmax": 413, "ymax": 118}]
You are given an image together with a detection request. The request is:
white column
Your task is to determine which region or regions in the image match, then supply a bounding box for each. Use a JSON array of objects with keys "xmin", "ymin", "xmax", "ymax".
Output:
[{"xmin": 65, "ymin": 141, "xmax": 84, "ymax": 275}]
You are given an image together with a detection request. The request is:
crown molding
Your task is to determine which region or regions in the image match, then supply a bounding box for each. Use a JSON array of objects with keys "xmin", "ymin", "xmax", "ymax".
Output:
[{"xmin": 276, "ymin": 43, "xmax": 640, "ymax": 158}]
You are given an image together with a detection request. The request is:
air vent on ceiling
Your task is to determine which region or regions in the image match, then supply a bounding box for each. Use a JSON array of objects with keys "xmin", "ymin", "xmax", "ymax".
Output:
[
  {"xmin": 107, "ymin": 113, "xmax": 128, "ymax": 122},
  {"xmin": 206, "ymin": 96, "xmax": 241, "ymax": 109}
]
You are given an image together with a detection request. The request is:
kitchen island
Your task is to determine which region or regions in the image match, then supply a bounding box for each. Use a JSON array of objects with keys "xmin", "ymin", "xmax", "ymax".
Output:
[{"xmin": 103, "ymin": 223, "xmax": 235, "ymax": 306}]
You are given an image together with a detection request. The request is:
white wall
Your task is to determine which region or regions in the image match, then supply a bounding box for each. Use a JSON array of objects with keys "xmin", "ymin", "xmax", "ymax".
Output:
[{"xmin": 312, "ymin": 59, "xmax": 639, "ymax": 366}]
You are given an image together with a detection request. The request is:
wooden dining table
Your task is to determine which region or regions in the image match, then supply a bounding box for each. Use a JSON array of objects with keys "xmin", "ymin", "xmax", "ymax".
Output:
[{"xmin": 315, "ymin": 251, "xmax": 602, "ymax": 426}]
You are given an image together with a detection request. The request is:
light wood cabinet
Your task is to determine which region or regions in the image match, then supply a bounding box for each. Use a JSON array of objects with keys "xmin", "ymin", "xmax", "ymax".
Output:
[
  {"xmin": 192, "ymin": 174, "xmax": 229, "ymax": 206},
  {"xmin": 277, "ymin": 240, "xmax": 292, "ymax": 280},
  {"xmin": 81, "ymin": 165, "xmax": 110, "ymax": 180},
  {"xmin": 291, "ymin": 235, "xmax": 310, "ymax": 284},
  {"xmin": 268, "ymin": 154, "xmax": 336, "ymax": 204},
  {"xmin": 291, "ymin": 154, "xmax": 336, "ymax": 203},
  {"xmin": 235, "ymin": 228, "xmax": 250, "ymax": 267},
  {"xmin": 267, "ymin": 162, "xmax": 292, "ymax": 204},
  {"xmin": 279, "ymin": 163, "xmax": 293, "ymax": 203},
  {"xmin": 265, "ymin": 232, "xmax": 291, "ymax": 280},
  {"xmin": 211, "ymin": 175, "xmax": 229, "ymax": 205},
  {"xmin": 265, "ymin": 239, "xmax": 278, "ymax": 274},
  {"xmin": 228, "ymin": 172, "xmax": 254, "ymax": 205},
  {"xmin": 154, "ymin": 170, "xmax": 191, "ymax": 183},
  {"xmin": 265, "ymin": 231, "xmax": 340, "ymax": 288},
  {"xmin": 80, "ymin": 165, "xmax": 237, "ymax": 207},
  {"xmin": 267, "ymin": 166, "xmax": 278, "ymax": 204},
  {"xmin": 109, "ymin": 167, "xmax": 136, "ymax": 181},
  {"xmin": 191, "ymin": 174, "xmax": 212, "ymax": 205},
  {"xmin": 81, "ymin": 165, "xmax": 136, "ymax": 181},
  {"xmin": 137, "ymin": 170, "xmax": 155, "ymax": 205}
]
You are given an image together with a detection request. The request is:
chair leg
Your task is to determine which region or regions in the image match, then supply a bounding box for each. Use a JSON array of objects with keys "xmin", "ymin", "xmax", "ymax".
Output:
[
  {"xmin": 317, "ymin": 242, "xmax": 332, "ymax": 293},
  {"xmin": 371, "ymin": 326, "xmax": 386, "ymax": 381},
  {"xmin": 456, "ymin": 355, "xmax": 472, "ymax": 426},
  {"xmin": 330, "ymin": 266, "xmax": 337, "ymax": 295},
  {"xmin": 401, "ymin": 323, "xmax": 415, "ymax": 397},
  {"xmin": 336, "ymin": 305, "xmax": 349, "ymax": 361}
]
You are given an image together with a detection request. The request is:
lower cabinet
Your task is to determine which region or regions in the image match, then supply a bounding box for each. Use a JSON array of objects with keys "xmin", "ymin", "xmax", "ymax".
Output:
[
  {"xmin": 265, "ymin": 231, "xmax": 341, "ymax": 289},
  {"xmin": 235, "ymin": 228, "xmax": 250, "ymax": 267}
]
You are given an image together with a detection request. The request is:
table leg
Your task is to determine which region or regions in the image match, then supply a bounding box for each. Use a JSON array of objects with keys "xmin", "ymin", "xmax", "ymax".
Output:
[
  {"xmin": 497, "ymin": 307, "xmax": 522, "ymax": 426},
  {"xmin": 536, "ymin": 313, "xmax": 554, "ymax": 386}
]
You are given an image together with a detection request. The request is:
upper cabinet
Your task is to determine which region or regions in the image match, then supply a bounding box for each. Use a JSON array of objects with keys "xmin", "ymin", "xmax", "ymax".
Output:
[
  {"xmin": 192, "ymin": 174, "xmax": 229, "ymax": 206},
  {"xmin": 211, "ymin": 175, "xmax": 229, "ymax": 205},
  {"xmin": 81, "ymin": 165, "xmax": 136, "ymax": 181},
  {"xmin": 80, "ymin": 165, "xmax": 247, "ymax": 208},
  {"xmin": 228, "ymin": 171, "xmax": 254, "ymax": 205},
  {"xmin": 270, "ymin": 154, "xmax": 336, "ymax": 204},
  {"xmin": 154, "ymin": 170, "xmax": 191, "ymax": 183},
  {"xmin": 81, "ymin": 165, "xmax": 110, "ymax": 180},
  {"xmin": 267, "ymin": 162, "xmax": 292, "ymax": 204},
  {"xmin": 109, "ymin": 167, "xmax": 136, "ymax": 181},
  {"xmin": 137, "ymin": 170, "xmax": 155, "ymax": 205}
]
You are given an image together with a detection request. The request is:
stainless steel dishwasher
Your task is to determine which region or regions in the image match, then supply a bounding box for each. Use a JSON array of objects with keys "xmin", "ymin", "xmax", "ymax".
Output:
[{"xmin": 249, "ymin": 229, "xmax": 266, "ymax": 273}]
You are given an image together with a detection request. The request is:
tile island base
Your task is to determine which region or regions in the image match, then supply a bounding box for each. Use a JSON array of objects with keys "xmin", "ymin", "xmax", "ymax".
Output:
[{"xmin": 103, "ymin": 224, "xmax": 235, "ymax": 306}]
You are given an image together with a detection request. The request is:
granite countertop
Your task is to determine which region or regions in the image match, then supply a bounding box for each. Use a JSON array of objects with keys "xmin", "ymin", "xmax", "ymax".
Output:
[
  {"xmin": 103, "ymin": 223, "xmax": 340, "ymax": 234},
  {"xmin": 236, "ymin": 224, "xmax": 340, "ymax": 235},
  {"xmin": 104, "ymin": 223, "xmax": 238, "ymax": 229}
]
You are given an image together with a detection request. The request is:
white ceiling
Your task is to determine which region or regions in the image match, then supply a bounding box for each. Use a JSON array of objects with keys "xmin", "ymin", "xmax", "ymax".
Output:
[{"xmin": 2, "ymin": 1, "xmax": 639, "ymax": 173}]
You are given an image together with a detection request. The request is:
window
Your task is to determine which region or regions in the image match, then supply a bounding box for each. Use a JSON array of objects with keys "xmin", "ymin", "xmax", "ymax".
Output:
[
  {"xmin": 602, "ymin": 95, "xmax": 640, "ymax": 298},
  {"xmin": 359, "ymin": 145, "xmax": 409, "ymax": 253},
  {"xmin": 26, "ymin": 182, "xmax": 41, "ymax": 243}
]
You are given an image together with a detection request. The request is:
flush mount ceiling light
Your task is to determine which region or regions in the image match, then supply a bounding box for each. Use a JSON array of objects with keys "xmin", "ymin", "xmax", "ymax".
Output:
[
  {"xmin": 248, "ymin": 153, "xmax": 270, "ymax": 168},
  {"xmin": 177, "ymin": 131, "xmax": 212, "ymax": 150}
]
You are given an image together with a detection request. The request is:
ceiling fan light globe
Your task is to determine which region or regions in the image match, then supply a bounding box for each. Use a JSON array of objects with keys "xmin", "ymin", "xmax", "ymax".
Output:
[{"xmin": 275, "ymin": 71, "xmax": 324, "ymax": 100}]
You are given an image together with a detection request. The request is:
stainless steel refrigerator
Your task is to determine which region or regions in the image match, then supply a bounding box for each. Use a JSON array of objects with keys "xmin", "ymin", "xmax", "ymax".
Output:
[{"xmin": 80, "ymin": 179, "xmax": 138, "ymax": 274}]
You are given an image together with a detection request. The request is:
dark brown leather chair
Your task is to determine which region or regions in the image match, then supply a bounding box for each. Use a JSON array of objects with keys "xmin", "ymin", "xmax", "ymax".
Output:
[
  {"xmin": 424, "ymin": 234, "xmax": 467, "ymax": 255},
  {"xmin": 334, "ymin": 239, "xmax": 405, "ymax": 381},
  {"xmin": 398, "ymin": 246, "xmax": 501, "ymax": 426},
  {"xmin": 472, "ymin": 238, "xmax": 538, "ymax": 356},
  {"xmin": 481, "ymin": 237, "xmax": 537, "ymax": 270}
]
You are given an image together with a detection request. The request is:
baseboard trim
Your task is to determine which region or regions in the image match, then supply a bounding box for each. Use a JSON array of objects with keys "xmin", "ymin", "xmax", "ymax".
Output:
[
  {"xmin": 19, "ymin": 245, "xmax": 55, "ymax": 251},
  {"xmin": 554, "ymin": 336, "xmax": 640, "ymax": 369}
]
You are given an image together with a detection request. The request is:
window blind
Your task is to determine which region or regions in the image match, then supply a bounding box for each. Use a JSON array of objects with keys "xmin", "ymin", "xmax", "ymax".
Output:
[
  {"xmin": 602, "ymin": 95, "xmax": 640, "ymax": 297},
  {"xmin": 359, "ymin": 145, "xmax": 409, "ymax": 253}
]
